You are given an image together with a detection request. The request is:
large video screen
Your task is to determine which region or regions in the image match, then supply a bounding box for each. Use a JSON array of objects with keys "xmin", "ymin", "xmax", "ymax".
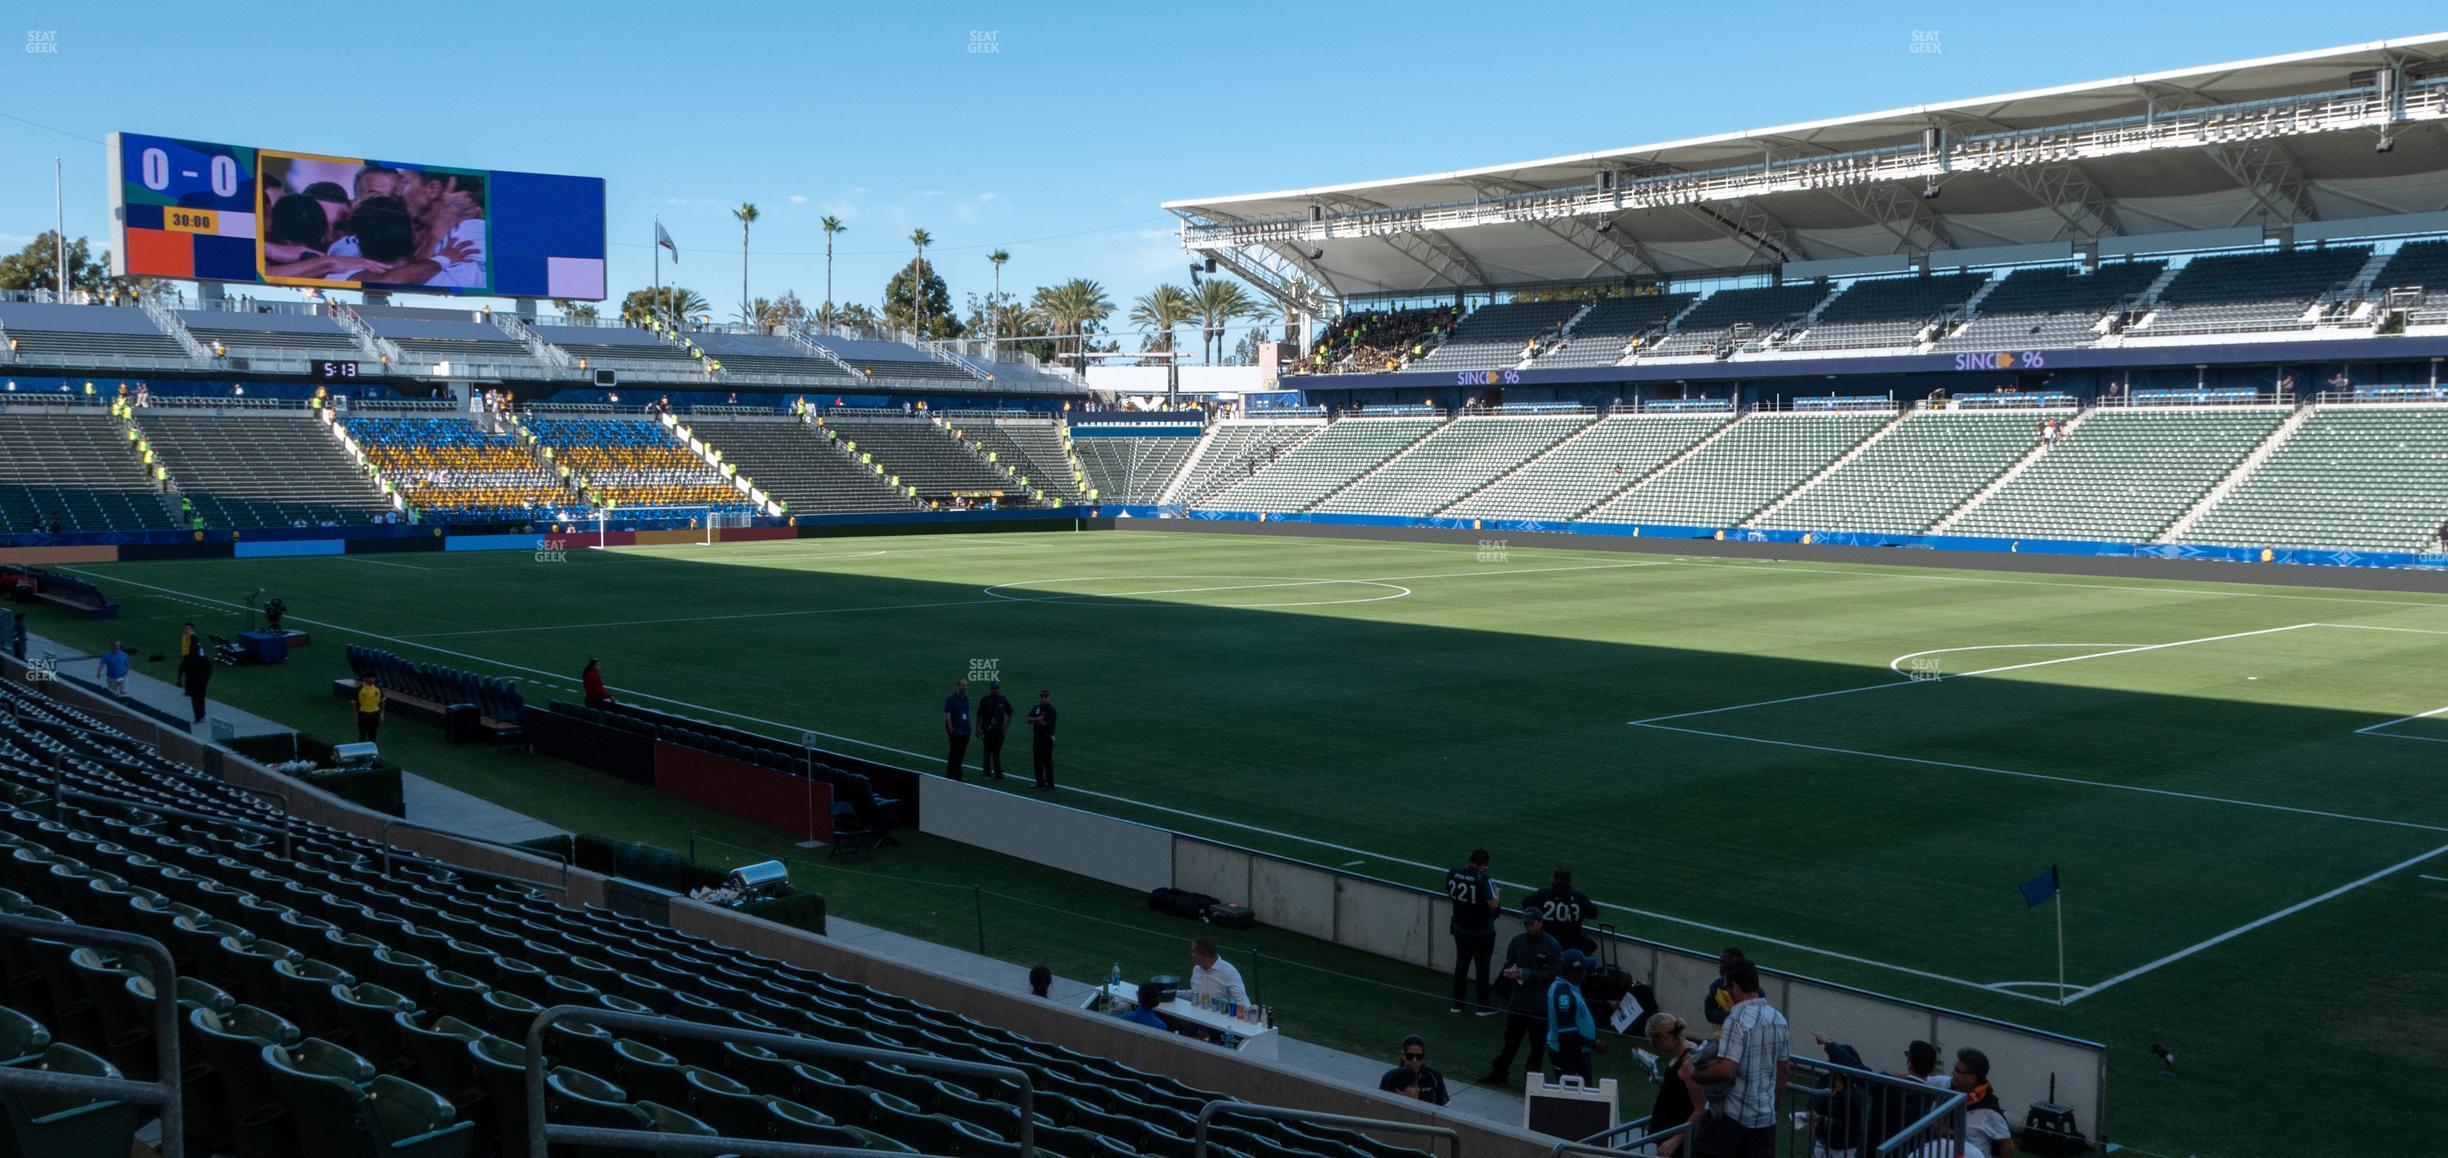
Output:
[{"xmin": 107, "ymin": 132, "xmax": 606, "ymax": 300}]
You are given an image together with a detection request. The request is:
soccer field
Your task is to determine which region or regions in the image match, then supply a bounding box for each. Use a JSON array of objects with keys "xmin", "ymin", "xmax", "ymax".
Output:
[{"xmin": 34, "ymin": 528, "xmax": 2448, "ymax": 1151}]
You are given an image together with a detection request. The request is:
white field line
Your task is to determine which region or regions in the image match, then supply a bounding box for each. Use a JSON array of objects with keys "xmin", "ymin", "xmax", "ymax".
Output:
[
  {"xmin": 2421, "ymin": 874, "xmax": 2448, "ymax": 883},
  {"xmin": 1630, "ymin": 624, "xmax": 2319, "ymax": 726},
  {"xmin": 2309, "ymin": 622, "xmax": 2448, "ymax": 635},
  {"xmin": 2062, "ymin": 841, "xmax": 2448, "ymax": 1003},
  {"xmin": 1653, "ymin": 555, "xmax": 2448, "ymax": 611},
  {"xmin": 61, "ymin": 564, "xmax": 2055, "ymax": 1006},
  {"xmin": 2355, "ymin": 705, "xmax": 2448, "ymax": 736},
  {"xmin": 1886, "ymin": 643, "xmax": 2142, "ymax": 675},
  {"xmin": 988, "ymin": 559, "xmax": 1675, "ymax": 601},
  {"xmin": 1626, "ymin": 721, "xmax": 2448, "ymax": 835},
  {"xmin": 338, "ymin": 556, "xmax": 432, "ymax": 571},
  {"xmin": 392, "ymin": 560, "xmax": 1671, "ymax": 639}
]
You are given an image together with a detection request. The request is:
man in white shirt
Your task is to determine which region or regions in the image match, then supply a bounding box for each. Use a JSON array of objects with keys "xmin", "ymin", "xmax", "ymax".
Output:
[{"xmin": 1188, "ymin": 937, "xmax": 1248, "ymax": 1005}]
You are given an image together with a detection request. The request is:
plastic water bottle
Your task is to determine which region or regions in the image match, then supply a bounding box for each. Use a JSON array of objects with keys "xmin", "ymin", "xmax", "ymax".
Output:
[{"xmin": 1109, "ymin": 962, "xmax": 1121, "ymax": 991}]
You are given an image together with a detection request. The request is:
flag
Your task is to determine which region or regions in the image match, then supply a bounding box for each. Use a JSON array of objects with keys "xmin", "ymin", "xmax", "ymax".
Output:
[
  {"xmin": 656, "ymin": 221, "xmax": 680, "ymax": 263},
  {"xmin": 2020, "ymin": 865, "xmax": 2060, "ymax": 908}
]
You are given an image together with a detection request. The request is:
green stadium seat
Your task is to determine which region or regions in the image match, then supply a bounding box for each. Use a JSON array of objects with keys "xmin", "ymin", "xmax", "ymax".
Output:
[
  {"xmin": 0, "ymin": 1041, "xmax": 139, "ymax": 1158},
  {"xmin": 263, "ymin": 1042, "xmax": 474, "ymax": 1158}
]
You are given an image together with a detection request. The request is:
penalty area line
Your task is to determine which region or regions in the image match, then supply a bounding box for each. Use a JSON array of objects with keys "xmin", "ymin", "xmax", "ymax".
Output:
[
  {"xmin": 2062, "ymin": 841, "xmax": 2448, "ymax": 1004},
  {"xmin": 1626, "ymin": 721, "xmax": 2448, "ymax": 835}
]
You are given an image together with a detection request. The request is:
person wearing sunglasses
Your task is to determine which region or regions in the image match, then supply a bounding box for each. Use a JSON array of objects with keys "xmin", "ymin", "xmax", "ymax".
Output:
[{"xmin": 1378, "ymin": 1034, "xmax": 1451, "ymax": 1106}]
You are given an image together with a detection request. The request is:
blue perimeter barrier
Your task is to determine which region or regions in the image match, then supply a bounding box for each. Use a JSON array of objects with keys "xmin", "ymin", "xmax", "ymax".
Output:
[{"xmin": 10, "ymin": 503, "xmax": 2446, "ymax": 572}]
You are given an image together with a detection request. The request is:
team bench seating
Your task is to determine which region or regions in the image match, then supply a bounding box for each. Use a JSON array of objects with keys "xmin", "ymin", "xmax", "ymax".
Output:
[
  {"xmin": 2, "ymin": 567, "xmax": 120, "ymax": 620},
  {"xmin": 336, "ymin": 644, "xmax": 525, "ymax": 746}
]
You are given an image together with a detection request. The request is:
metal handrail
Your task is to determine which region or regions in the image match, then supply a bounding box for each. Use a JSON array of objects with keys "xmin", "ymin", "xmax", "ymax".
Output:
[
  {"xmin": 0, "ymin": 915, "xmax": 184, "ymax": 1158},
  {"xmin": 1195, "ymin": 1101, "xmax": 1460, "ymax": 1158},
  {"xmin": 1550, "ymin": 1123, "xmax": 1691, "ymax": 1158},
  {"xmin": 377, "ymin": 815, "xmax": 571, "ymax": 896},
  {"xmin": 1551, "ymin": 1114, "xmax": 1654, "ymax": 1157},
  {"xmin": 56, "ymin": 787, "xmax": 297, "ymax": 861},
  {"xmin": 521, "ymin": 1004, "xmax": 1034, "ymax": 1158}
]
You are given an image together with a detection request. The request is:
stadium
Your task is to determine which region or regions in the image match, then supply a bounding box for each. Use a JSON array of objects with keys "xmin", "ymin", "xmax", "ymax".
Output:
[{"xmin": 1, "ymin": 15, "xmax": 2444, "ymax": 1158}]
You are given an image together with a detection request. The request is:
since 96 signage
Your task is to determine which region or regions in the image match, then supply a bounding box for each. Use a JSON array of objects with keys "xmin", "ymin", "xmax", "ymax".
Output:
[
  {"xmin": 1952, "ymin": 351, "xmax": 2047, "ymax": 371},
  {"xmin": 1455, "ymin": 369, "xmax": 1523, "ymax": 386}
]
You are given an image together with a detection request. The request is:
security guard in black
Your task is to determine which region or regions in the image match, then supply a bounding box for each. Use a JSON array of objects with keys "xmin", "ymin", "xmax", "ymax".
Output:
[
  {"xmin": 1523, "ymin": 866, "xmax": 1598, "ymax": 955},
  {"xmin": 1444, "ymin": 850, "xmax": 1498, "ymax": 1013}
]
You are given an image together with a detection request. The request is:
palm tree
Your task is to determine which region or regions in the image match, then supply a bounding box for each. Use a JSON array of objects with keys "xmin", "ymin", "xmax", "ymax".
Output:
[
  {"xmin": 1191, "ymin": 278, "xmax": 1264, "ymax": 364},
  {"xmin": 907, "ymin": 229, "xmax": 934, "ymax": 337},
  {"xmin": 621, "ymin": 286, "xmax": 709, "ymax": 327},
  {"xmin": 1030, "ymin": 278, "xmax": 1114, "ymax": 375},
  {"xmin": 819, "ymin": 216, "xmax": 847, "ymax": 325},
  {"xmin": 1128, "ymin": 284, "xmax": 1198, "ymax": 359},
  {"xmin": 731, "ymin": 203, "xmax": 760, "ymax": 330},
  {"xmin": 985, "ymin": 249, "xmax": 1010, "ymax": 353}
]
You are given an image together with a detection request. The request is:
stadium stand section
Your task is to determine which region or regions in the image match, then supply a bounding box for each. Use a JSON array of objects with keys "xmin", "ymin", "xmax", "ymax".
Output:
[
  {"xmin": 0, "ymin": 411, "xmax": 175, "ymax": 533},
  {"xmin": 1533, "ymin": 295, "xmax": 1696, "ymax": 367},
  {"xmin": 368, "ymin": 317, "xmax": 534, "ymax": 369},
  {"xmin": 531, "ymin": 324, "xmax": 709, "ymax": 375},
  {"xmin": 1756, "ymin": 409, "xmax": 2044, "ymax": 532},
  {"xmin": 1408, "ymin": 301, "xmax": 1580, "ymax": 371},
  {"xmin": 1314, "ymin": 414, "xmax": 1590, "ymax": 516},
  {"xmin": 136, "ymin": 411, "xmax": 393, "ymax": 529},
  {"xmin": 176, "ymin": 309, "xmax": 362, "ymax": 365},
  {"xmin": 2178, "ymin": 403, "xmax": 2448, "ymax": 552},
  {"xmin": 0, "ymin": 302, "xmax": 187, "ymax": 367},
  {"xmin": 1169, "ymin": 420, "xmax": 1323, "ymax": 505},
  {"xmin": 688, "ymin": 332, "xmax": 850, "ymax": 380},
  {"xmin": 0, "ymin": 669, "xmax": 1431, "ymax": 1158},
  {"xmin": 1585, "ymin": 411, "xmax": 1891, "ymax": 525},
  {"xmin": 823, "ymin": 413, "xmax": 1029, "ymax": 502},
  {"xmin": 1931, "ymin": 261, "xmax": 2165, "ymax": 351},
  {"xmin": 1199, "ymin": 417, "xmax": 1442, "ymax": 512},
  {"xmin": 1946, "ymin": 405, "xmax": 2290, "ymax": 542},
  {"xmin": 1073, "ymin": 431, "xmax": 1200, "ymax": 503},
  {"xmin": 2374, "ymin": 239, "xmax": 2448, "ymax": 327},
  {"xmin": 1441, "ymin": 412, "xmax": 1733, "ymax": 521},
  {"xmin": 2132, "ymin": 246, "xmax": 2370, "ymax": 336},
  {"xmin": 1780, "ymin": 273, "xmax": 1992, "ymax": 352},
  {"xmin": 1295, "ymin": 307, "xmax": 1457, "ymax": 374},
  {"xmin": 347, "ymin": 415, "xmax": 569, "ymax": 520},
  {"xmin": 685, "ymin": 416, "xmax": 920, "ymax": 514},
  {"xmin": 527, "ymin": 417, "xmax": 751, "ymax": 515},
  {"xmin": 810, "ymin": 338, "xmax": 990, "ymax": 387},
  {"xmin": 1637, "ymin": 283, "xmax": 1830, "ymax": 359},
  {"xmin": 952, "ymin": 415, "xmax": 1084, "ymax": 502}
]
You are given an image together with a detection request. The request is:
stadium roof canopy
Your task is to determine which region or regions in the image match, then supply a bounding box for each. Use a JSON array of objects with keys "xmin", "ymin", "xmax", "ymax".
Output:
[{"xmin": 1164, "ymin": 34, "xmax": 2448, "ymax": 308}]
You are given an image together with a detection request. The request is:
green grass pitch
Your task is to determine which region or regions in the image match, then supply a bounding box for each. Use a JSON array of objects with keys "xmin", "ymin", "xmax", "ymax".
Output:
[{"xmin": 28, "ymin": 529, "xmax": 2448, "ymax": 1156}]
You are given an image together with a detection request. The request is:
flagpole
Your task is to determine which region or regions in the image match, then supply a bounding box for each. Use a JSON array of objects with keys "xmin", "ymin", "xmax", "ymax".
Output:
[
  {"xmin": 2054, "ymin": 884, "xmax": 2067, "ymax": 1005},
  {"xmin": 653, "ymin": 215, "xmax": 662, "ymax": 318}
]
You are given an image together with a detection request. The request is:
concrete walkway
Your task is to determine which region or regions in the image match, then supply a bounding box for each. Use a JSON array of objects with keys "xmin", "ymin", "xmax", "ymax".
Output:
[
  {"xmin": 29, "ymin": 630, "xmax": 564, "ymax": 847},
  {"xmin": 26, "ymin": 630, "xmax": 289, "ymax": 740}
]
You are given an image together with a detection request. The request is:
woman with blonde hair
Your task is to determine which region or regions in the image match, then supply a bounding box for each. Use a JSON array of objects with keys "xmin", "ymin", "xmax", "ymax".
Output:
[{"xmin": 1643, "ymin": 1012, "xmax": 1706, "ymax": 1156}]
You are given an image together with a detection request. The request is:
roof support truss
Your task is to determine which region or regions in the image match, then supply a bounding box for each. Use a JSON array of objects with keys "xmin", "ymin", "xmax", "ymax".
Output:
[
  {"xmin": 1990, "ymin": 161, "xmax": 2124, "ymax": 242},
  {"xmin": 2204, "ymin": 139, "xmax": 2320, "ymax": 227}
]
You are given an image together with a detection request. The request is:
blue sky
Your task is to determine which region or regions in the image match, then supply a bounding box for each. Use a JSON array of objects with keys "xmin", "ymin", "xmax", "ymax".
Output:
[{"xmin": 1, "ymin": 1, "xmax": 2440, "ymax": 349}]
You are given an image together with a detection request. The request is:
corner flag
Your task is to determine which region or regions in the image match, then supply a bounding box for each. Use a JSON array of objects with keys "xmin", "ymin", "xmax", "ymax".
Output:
[
  {"xmin": 2020, "ymin": 865, "xmax": 2060, "ymax": 908},
  {"xmin": 656, "ymin": 221, "xmax": 680, "ymax": 263}
]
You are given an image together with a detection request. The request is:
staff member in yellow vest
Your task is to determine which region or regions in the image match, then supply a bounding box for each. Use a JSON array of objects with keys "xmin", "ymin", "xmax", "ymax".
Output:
[
  {"xmin": 355, "ymin": 679, "xmax": 385, "ymax": 743},
  {"xmin": 174, "ymin": 622, "xmax": 198, "ymax": 688}
]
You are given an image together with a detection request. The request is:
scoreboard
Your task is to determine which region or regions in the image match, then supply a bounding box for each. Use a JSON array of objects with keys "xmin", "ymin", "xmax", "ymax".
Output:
[
  {"xmin": 107, "ymin": 131, "xmax": 607, "ymax": 300},
  {"xmin": 108, "ymin": 135, "xmax": 262, "ymax": 283}
]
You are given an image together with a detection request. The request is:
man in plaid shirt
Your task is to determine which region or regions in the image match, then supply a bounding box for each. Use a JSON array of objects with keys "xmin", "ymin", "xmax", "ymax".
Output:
[{"xmin": 1689, "ymin": 961, "xmax": 1789, "ymax": 1158}]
